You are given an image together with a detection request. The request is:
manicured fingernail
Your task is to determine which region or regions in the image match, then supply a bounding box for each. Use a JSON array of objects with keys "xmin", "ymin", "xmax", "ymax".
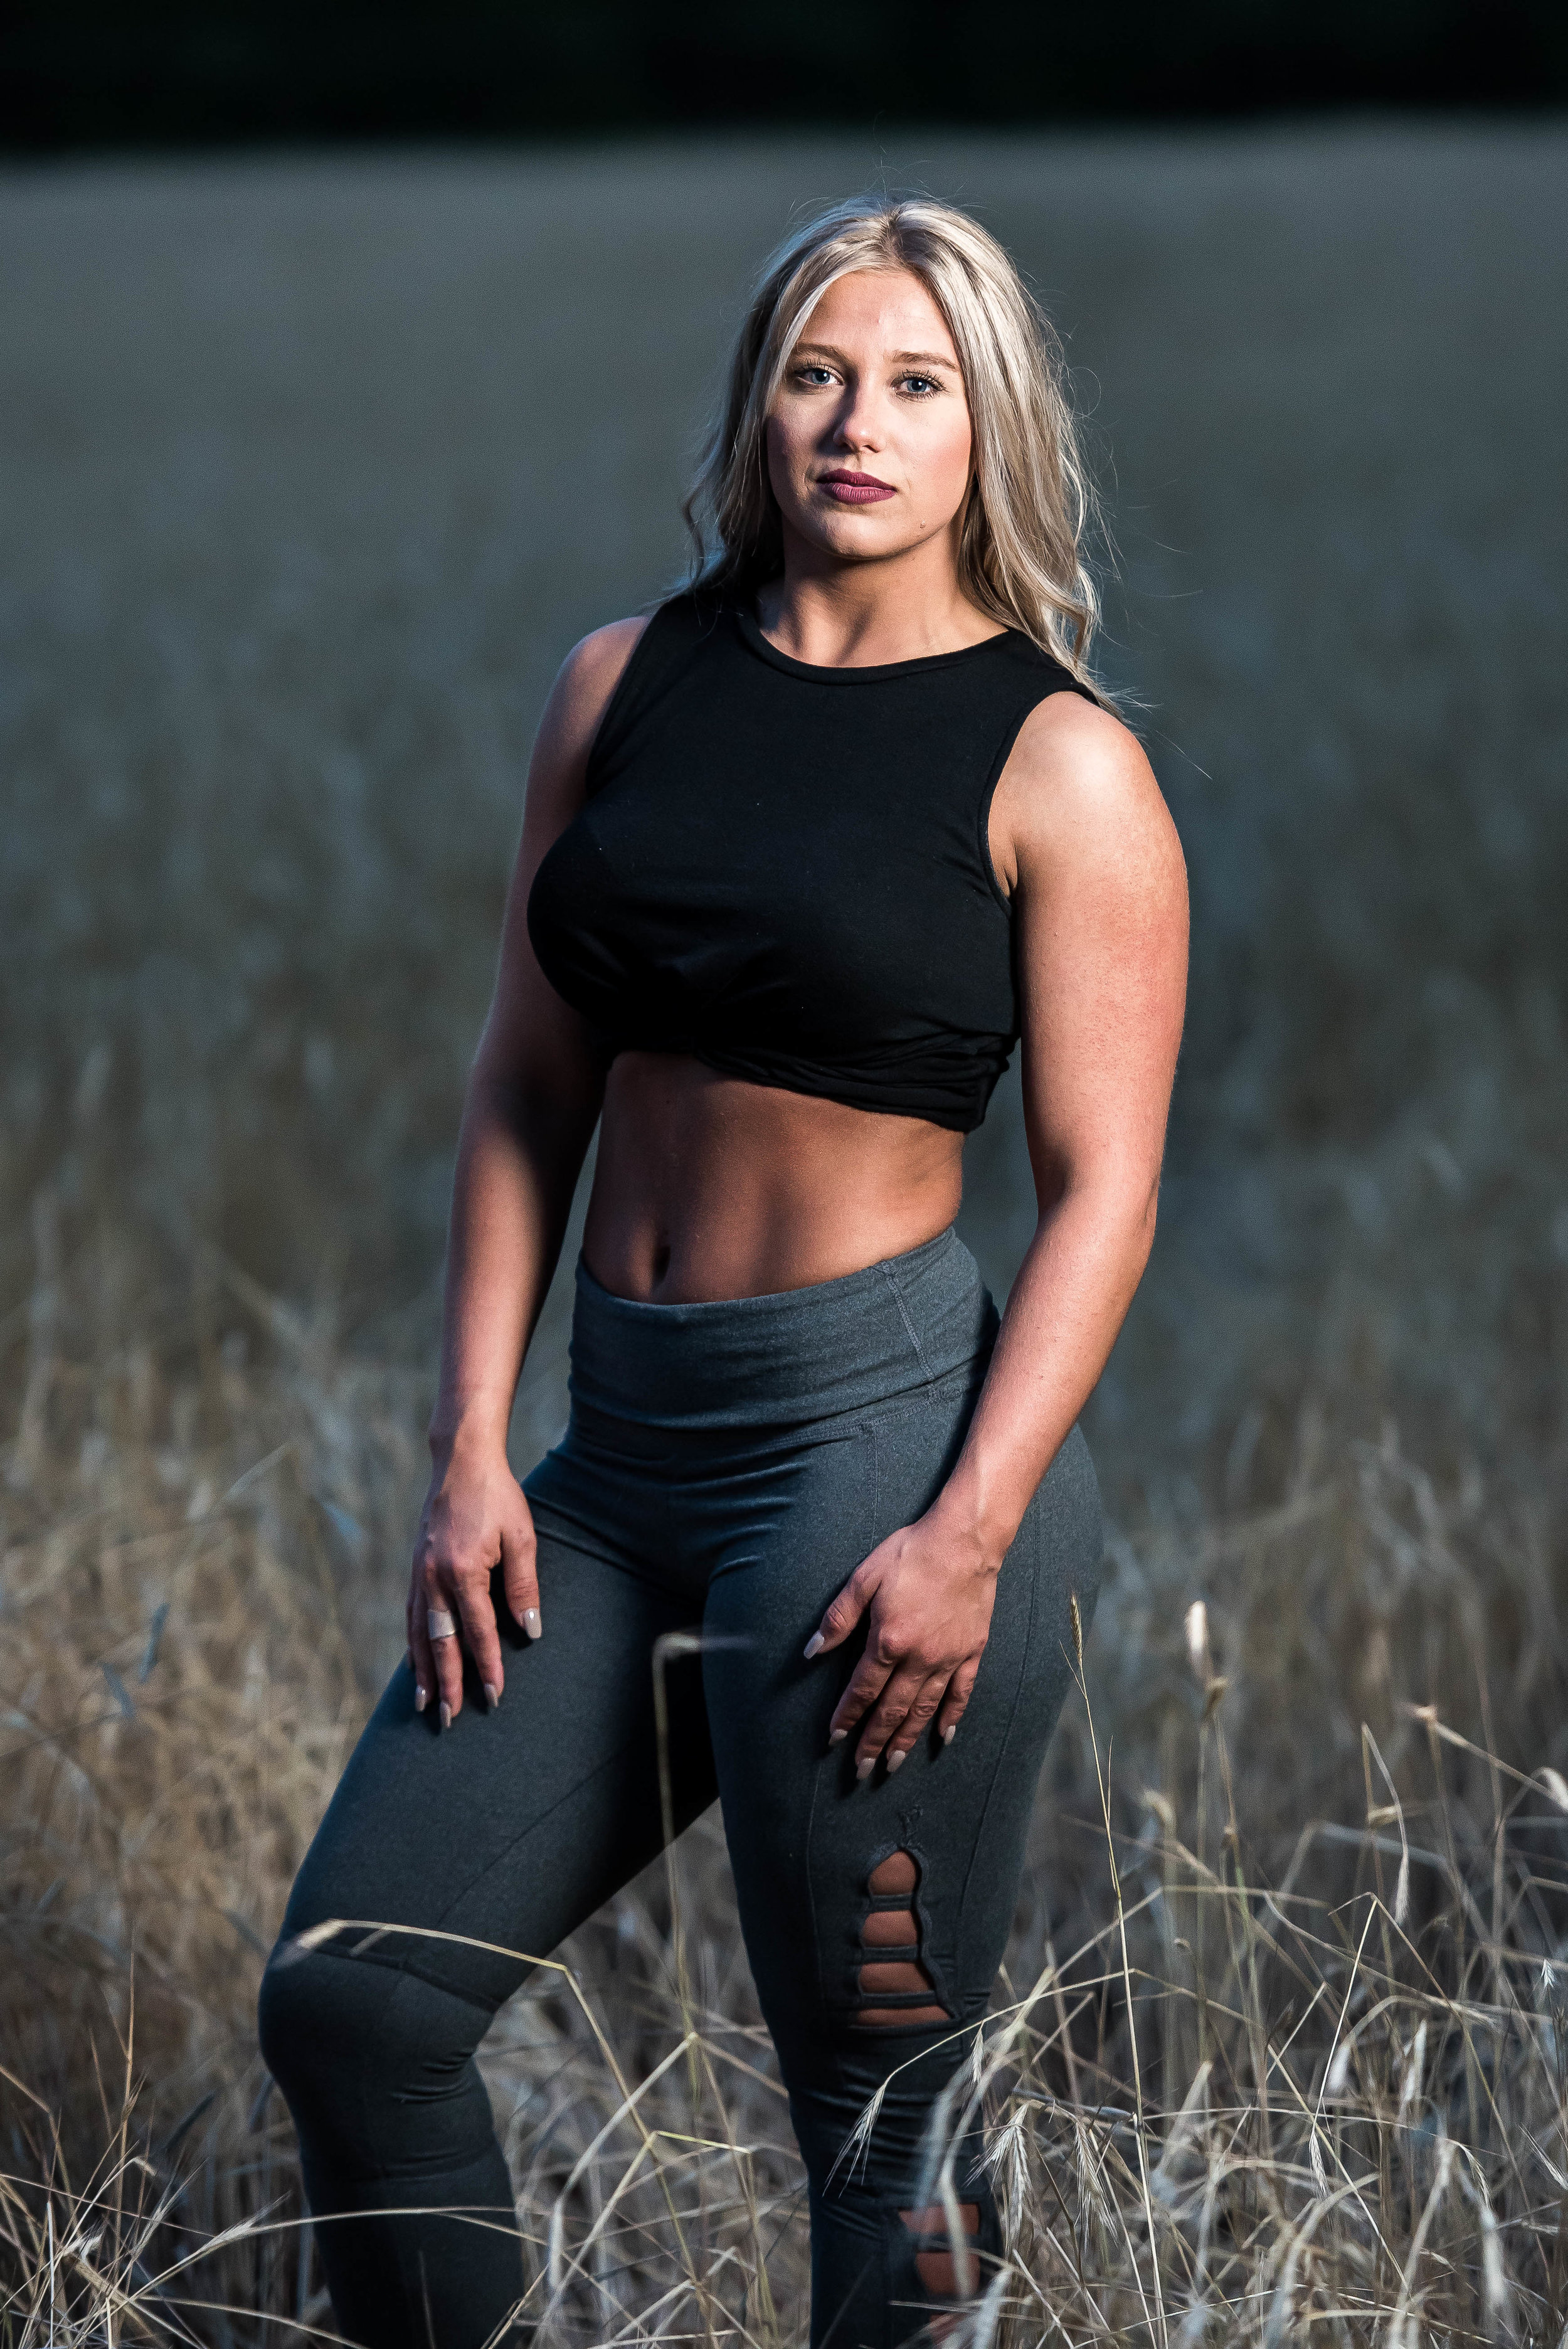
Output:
[
  {"xmin": 414, "ymin": 1684, "xmax": 427, "ymax": 1713},
  {"xmin": 943, "ymin": 1725, "xmax": 956, "ymax": 1745},
  {"xmin": 803, "ymin": 1632, "xmax": 825, "ymax": 1660},
  {"xmin": 439, "ymin": 1700, "xmax": 452, "ymax": 1731},
  {"xmin": 886, "ymin": 1748, "xmax": 907, "ymax": 1773},
  {"xmin": 522, "ymin": 1609, "xmax": 541, "ymax": 1639},
  {"xmin": 856, "ymin": 1756, "xmax": 875, "ymax": 1782},
  {"xmin": 828, "ymin": 1729, "xmax": 847, "ymax": 1747},
  {"xmin": 484, "ymin": 1682, "xmax": 499, "ymax": 1710}
]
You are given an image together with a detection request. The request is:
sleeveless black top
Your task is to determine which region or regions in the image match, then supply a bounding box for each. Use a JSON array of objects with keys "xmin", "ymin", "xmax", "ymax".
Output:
[{"xmin": 527, "ymin": 595, "xmax": 1092, "ymax": 1133}]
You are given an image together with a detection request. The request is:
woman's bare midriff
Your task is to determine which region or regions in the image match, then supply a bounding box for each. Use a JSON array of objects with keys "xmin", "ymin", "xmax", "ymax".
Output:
[{"xmin": 581, "ymin": 1052, "xmax": 965, "ymax": 1304}]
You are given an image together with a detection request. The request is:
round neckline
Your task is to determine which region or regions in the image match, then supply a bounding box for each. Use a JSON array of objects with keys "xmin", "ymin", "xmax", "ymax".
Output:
[{"xmin": 734, "ymin": 603, "xmax": 1015, "ymax": 684}]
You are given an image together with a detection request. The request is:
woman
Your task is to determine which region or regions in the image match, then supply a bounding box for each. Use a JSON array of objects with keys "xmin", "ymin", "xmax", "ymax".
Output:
[{"xmin": 260, "ymin": 194, "xmax": 1187, "ymax": 2347}]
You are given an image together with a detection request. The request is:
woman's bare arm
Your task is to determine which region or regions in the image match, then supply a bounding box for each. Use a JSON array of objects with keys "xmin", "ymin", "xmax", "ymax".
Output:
[
  {"xmin": 410, "ymin": 617, "xmax": 646, "ymax": 1726},
  {"xmin": 805, "ymin": 694, "xmax": 1189, "ymax": 1768},
  {"xmin": 936, "ymin": 694, "xmax": 1190, "ymax": 1555}
]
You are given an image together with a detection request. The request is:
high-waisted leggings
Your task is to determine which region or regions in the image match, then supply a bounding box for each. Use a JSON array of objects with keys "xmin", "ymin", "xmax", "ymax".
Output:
[{"xmin": 259, "ymin": 1227, "xmax": 1102, "ymax": 2348}]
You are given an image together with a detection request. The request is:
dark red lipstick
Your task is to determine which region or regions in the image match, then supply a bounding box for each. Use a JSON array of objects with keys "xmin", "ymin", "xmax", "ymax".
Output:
[{"xmin": 818, "ymin": 469, "xmax": 896, "ymax": 505}]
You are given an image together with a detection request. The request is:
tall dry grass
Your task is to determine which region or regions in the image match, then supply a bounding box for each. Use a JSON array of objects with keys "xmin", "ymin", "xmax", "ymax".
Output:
[
  {"xmin": 6, "ymin": 1153, "xmax": 1568, "ymax": 2342},
  {"xmin": 3, "ymin": 128, "xmax": 1567, "ymax": 2342}
]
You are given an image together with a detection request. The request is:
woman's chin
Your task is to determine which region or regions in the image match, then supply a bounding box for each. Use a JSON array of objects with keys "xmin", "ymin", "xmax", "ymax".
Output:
[{"xmin": 793, "ymin": 512, "xmax": 921, "ymax": 565}]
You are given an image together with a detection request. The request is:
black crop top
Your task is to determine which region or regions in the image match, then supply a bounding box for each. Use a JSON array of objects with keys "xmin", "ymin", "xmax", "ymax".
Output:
[{"xmin": 527, "ymin": 594, "xmax": 1092, "ymax": 1133}]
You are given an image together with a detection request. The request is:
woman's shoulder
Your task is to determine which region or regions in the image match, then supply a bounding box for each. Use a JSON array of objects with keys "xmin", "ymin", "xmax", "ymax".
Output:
[
  {"xmin": 563, "ymin": 590, "xmax": 733, "ymax": 709},
  {"xmin": 522, "ymin": 619, "xmax": 651, "ymax": 817},
  {"xmin": 992, "ymin": 680, "xmax": 1184, "ymax": 896},
  {"xmin": 553, "ymin": 614, "xmax": 652, "ymax": 726},
  {"xmin": 527, "ymin": 594, "xmax": 733, "ymax": 830},
  {"xmin": 567, "ymin": 593, "xmax": 739, "ymax": 785}
]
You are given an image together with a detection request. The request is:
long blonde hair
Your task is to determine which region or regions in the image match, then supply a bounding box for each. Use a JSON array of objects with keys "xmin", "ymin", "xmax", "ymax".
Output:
[{"xmin": 682, "ymin": 194, "xmax": 1106, "ymax": 692}]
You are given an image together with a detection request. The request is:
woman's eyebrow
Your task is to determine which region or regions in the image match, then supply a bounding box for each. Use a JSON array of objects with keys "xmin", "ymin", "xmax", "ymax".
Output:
[{"xmin": 791, "ymin": 342, "xmax": 956, "ymax": 371}]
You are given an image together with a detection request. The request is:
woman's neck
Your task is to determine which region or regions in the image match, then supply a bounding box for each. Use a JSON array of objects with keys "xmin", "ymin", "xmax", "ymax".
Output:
[{"xmin": 755, "ymin": 544, "xmax": 1004, "ymax": 671}]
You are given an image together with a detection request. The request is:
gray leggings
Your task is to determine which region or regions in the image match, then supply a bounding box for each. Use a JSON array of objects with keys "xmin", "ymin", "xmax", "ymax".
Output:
[{"xmin": 259, "ymin": 1228, "xmax": 1101, "ymax": 2346}]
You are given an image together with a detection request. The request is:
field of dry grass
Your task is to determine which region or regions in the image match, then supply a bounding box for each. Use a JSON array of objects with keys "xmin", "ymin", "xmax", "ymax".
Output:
[{"xmin": 3, "ymin": 125, "xmax": 1567, "ymax": 2341}]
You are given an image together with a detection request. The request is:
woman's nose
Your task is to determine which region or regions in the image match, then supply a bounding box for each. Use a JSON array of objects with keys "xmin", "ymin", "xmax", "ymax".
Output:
[{"xmin": 831, "ymin": 387, "xmax": 885, "ymax": 452}]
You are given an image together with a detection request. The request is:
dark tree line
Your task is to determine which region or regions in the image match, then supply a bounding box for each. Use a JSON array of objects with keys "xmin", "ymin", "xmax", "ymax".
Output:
[{"xmin": 6, "ymin": 0, "xmax": 1565, "ymax": 148}]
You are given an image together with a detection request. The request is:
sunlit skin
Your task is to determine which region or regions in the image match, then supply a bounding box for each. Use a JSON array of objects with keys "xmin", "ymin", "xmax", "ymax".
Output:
[{"xmin": 408, "ymin": 266, "xmax": 1189, "ymax": 1785}]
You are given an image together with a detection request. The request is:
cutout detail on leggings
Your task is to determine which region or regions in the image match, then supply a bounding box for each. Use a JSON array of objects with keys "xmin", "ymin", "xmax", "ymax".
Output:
[
  {"xmin": 900, "ymin": 2203, "xmax": 980, "ymax": 2325},
  {"xmin": 857, "ymin": 1850, "xmax": 950, "ymax": 2028}
]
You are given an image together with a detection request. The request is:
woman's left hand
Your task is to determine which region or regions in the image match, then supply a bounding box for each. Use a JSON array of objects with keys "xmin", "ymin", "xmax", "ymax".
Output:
[{"xmin": 803, "ymin": 1510, "xmax": 1001, "ymax": 1776}]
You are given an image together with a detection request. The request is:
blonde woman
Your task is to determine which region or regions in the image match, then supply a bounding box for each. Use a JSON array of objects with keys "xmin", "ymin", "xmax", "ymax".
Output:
[{"xmin": 261, "ymin": 194, "xmax": 1187, "ymax": 2346}]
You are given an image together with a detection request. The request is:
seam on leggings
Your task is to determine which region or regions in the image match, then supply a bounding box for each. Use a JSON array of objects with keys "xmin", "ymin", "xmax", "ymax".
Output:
[
  {"xmin": 383, "ymin": 1966, "xmax": 432, "ymax": 2322},
  {"xmin": 374, "ymin": 1975, "xmax": 515, "ymax": 2335},
  {"xmin": 395, "ymin": 1727, "xmax": 684, "ymax": 1968},
  {"xmin": 847, "ymin": 1366, "xmax": 985, "ymax": 1439},
  {"xmin": 316, "ymin": 1924, "xmax": 417, "ymax": 2300},
  {"xmin": 295, "ymin": 1938, "xmax": 506, "ymax": 2015},
  {"xmin": 816, "ymin": 1421, "xmax": 876, "ymax": 2104},
  {"xmin": 955, "ymin": 1525, "xmax": 1041, "ymax": 1944},
  {"xmin": 877, "ymin": 1259, "xmax": 937, "ymax": 1384},
  {"xmin": 521, "ymin": 1499, "xmax": 685, "ymax": 1604},
  {"xmin": 804, "ymin": 1741, "xmax": 828, "ymax": 2028}
]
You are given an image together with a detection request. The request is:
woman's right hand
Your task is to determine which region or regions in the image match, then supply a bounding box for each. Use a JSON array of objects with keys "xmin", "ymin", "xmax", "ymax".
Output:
[{"xmin": 406, "ymin": 1441, "xmax": 542, "ymax": 1727}]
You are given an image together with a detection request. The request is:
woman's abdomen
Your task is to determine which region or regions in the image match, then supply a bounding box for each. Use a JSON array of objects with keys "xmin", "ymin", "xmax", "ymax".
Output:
[{"xmin": 582, "ymin": 1050, "xmax": 966, "ymax": 1303}]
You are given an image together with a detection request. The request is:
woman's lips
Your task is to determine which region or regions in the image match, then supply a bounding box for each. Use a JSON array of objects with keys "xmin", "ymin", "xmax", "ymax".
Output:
[{"xmin": 818, "ymin": 470, "xmax": 896, "ymax": 504}]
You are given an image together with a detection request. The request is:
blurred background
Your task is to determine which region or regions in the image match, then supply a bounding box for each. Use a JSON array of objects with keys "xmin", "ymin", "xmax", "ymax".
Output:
[
  {"xmin": 2, "ymin": 10, "xmax": 1566, "ymax": 2339},
  {"xmin": 8, "ymin": 0, "xmax": 1568, "ymax": 141}
]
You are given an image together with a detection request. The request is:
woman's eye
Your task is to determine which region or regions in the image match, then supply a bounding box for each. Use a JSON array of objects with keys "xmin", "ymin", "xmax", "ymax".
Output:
[
  {"xmin": 797, "ymin": 366, "xmax": 835, "ymax": 386},
  {"xmin": 899, "ymin": 374, "xmax": 940, "ymax": 397}
]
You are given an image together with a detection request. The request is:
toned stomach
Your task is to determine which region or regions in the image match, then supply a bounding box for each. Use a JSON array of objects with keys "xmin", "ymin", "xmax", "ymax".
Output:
[{"xmin": 581, "ymin": 1052, "xmax": 965, "ymax": 1304}]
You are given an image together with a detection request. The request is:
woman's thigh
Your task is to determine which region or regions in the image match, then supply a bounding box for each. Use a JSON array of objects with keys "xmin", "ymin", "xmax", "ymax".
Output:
[
  {"xmin": 276, "ymin": 1525, "xmax": 719, "ymax": 2012},
  {"xmin": 698, "ymin": 1391, "xmax": 1102, "ymax": 2093}
]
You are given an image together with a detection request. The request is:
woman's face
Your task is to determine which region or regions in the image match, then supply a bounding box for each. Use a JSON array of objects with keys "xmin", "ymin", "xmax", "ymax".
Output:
[{"xmin": 765, "ymin": 267, "xmax": 973, "ymax": 571}]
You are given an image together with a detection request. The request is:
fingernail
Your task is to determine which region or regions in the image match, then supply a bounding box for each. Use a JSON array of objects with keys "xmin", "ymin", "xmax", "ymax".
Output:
[
  {"xmin": 522, "ymin": 1609, "xmax": 542, "ymax": 1640},
  {"xmin": 856, "ymin": 1756, "xmax": 875, "ymax": 1782},
  {"xmin": 886, "ymin": 1748, "xmax": 907, "ymax": 1773},
  {"xmin": 439, "ymin": 1700, "xmax": 452, "ymax": 1731},
  {"xmin": 943, "ymin": 1725, "xmax": 956, "ymax": 1745},
  {"xmin": 803, "ymin": 1632, "xmax": 825, "ymax": 1660},
  {"xmin": 828, "ymin": 1729, "xmax": 847, "ymax": 1747},
  {"xmin": 484, "ymin": 1682, "xmax": 499, "ymax": 1710},
  {"xmin": 414, "ymin": 1685, "xmax": 427, "ymax": 1713}
]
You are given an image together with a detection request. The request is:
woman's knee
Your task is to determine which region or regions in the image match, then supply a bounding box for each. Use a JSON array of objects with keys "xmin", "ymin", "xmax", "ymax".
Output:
[
  {"xmin": 259, "ymin": 1939, "xmax": 496, "ymax": 2172},
  {"xmin": 258, "ymin": 1941, "xmax": 420, "ymax": 2136},
  {"xmin": 259, "ymin": 1943, "xmax": 370, "ymax": 2108}
]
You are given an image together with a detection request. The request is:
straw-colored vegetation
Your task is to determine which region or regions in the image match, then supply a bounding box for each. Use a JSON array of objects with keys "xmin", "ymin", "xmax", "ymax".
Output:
[
  {"xmin": 3, "ymin": 128, "xmax": 1567, "ymax": 2342},
  {"xmin": 9, "ymin": 1173, "xmax": 1568, "ymax": 2343}
]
